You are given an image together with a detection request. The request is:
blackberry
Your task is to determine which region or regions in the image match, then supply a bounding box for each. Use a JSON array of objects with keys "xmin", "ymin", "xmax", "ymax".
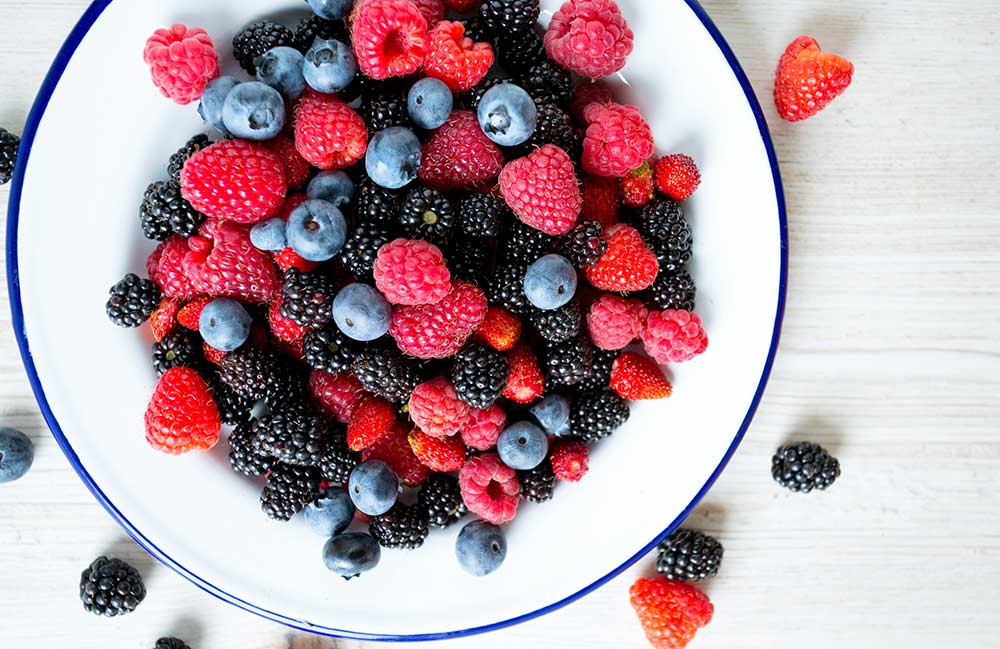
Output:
[
  {"xmin": 656, "ymin": 529, "xmax": 724, "ymax": 582},
  {"xmin": 503, "ymin": 219, "xmax": 552, "ymax": 264},
  {"xmin": 418, "ymin": 473, "xmax": 467, "ymax": 528},
  {"xmin": 362, "ymin": 92, "xmax": 412, "ymax": 135},
  {"xmin": 497, "ymin": 28, "xmax": 545, "ymax": 73},
  {"xmin": 350, "ymin": 176, "xmax": 401, "ymax": 227},
  {"xmin": 293, "ymin": 15, "xmax": 348, "ymax": 53},
  {"xmin": 771, "ymin": 442, "xmax": 841, "ymax": 493},
  {"xmin": 253, "ymin": 406, "xmax": 328, "ymax": 467},
  {"xmin": 228, "ymin": 421, "xmax": 275, "ymax": 477},
  {"xmin": 260, "ymin": 462, "xmax": 321, "ymax": 521},
  {"xmin": 574, "ymin": 348, "xmax": 615, "ymax": 393},
  {"xmin": 570, "ymin": 389, "xmax": 629, "ymax": 442},
  {"xmin": 521, "ymin": 102, "xmax": 581, "ymax": 159},
  {"xmin": 399, "ymin": 185, "xmax": 454, "ymax": 244},
  {"xmin": 481, "ymin": 0, "xmax": 540, "ymax": 35},
  {"xmin": 643, "ymin": 269, "xmax": 696, "ymax": 311},
  {"xmin": 219, "ymin": 347, "xmax": 305, "ymax": 406},
  {"xmin": 370, "ymin": 503, "xmax": 430, "ymax": 549},
  {"xmin": 210, "ymin": 377, "xmax": 255, "ymax": 427},
  {"xmin": 303, "ymin": 323, "xmax": 357, "ymax": 374},
  {"xmin": 485, "ymin": 263, "xmax": 530, "ymax": 314},
  {"xmin": 79, "ymin": 556, "xmax": 145, "ymax": 617},
  {"xmin": 140, "ymin": 180, "xmax": 206, "ymax": 240},
  {"xmin": 167, "ymin": 134, "xmax": 211, "ymax": 181},
  {"xmin": 352, "ymin": 345, "xmax": 420, "ymax": 403},
  {"xmin": 0, "ymin": 127, "xmax": 19, "ymax": 185},
  {"xmin": 280, "ymin": 268, "xmax": 336, "ymax": 328},
  {"xmin": 447, "ymin": 238, "xmax": 493, "ymax": 284},
  {"xmin": 528, "ymin": 300, "xmax": 581, "ymax": 343},
  {"xmin": 154, "ymin": 639, "xmax": 191, "ymax": 649},
  {"xmin": 459, "ymin": 14, "xmax": 494, "ymax": 46},
  {"xmin": 637, "ymin": 199, "xmax": 693, "ymax": 273},
  {"xmin": 457, "ymin": 76, "xmax": 510, "ymax": 110},
  {"xmin": 233, "ymin": 20, "xmax": 295, "ymax": 74},
  {"xmin": 339, "ymin": 223, "xmax": 392, "ymax": 282},
  {"xmin": 457, "ymin": 192, "xmax": 507, "ymax": 238},
  {"xmin": 556, "ymin": 220, "xmax": 607, "ymax": 268},
  {"xmin": 518, "ymin": 460, "xmax": 555, "ymax": 503},
  {"xmin": 318, "ymin": 428, "xmax": 360, "ymax": 484},
  {"xmin": 520, "ymin": 59, "xmax": 574, "ymax": 105},
  {"xmin": 544, "ymin": 335, "xmax": 594, "ymax": 387},
  {"xmin": 106, "ymin": 273, "xmax": 161, "ymax": 328},
  {"xmin": 451, "ymin": 343, "xmax": 509, "ymax": 409},
  {"xmin": 152, "ymin": 329, "xmax": 202, "ymax": 376}
]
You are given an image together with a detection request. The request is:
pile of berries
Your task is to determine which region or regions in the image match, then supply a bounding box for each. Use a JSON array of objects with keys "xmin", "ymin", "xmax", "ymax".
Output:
[{"xmin": 109, "ymin": 0, "xmax": 709, "ymax": 582}]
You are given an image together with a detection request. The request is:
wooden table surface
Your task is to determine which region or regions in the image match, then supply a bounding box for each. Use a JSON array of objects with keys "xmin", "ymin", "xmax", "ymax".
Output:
[{"xmin": 2, "ymin": 1, "xmax": 998, "ymax": 647}]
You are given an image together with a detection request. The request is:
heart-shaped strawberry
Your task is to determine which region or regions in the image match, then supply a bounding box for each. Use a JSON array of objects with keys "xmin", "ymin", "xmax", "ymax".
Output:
[
  {"xmin": 389, "ymin": 281, "xmax": 488, "ymax": 359},
  {"xmin": 774, "ymin": 35, "xmax": 853, "ymax": 122},
  {"xmin": 585, "ymin": 223, "xmax": 659, "ymax": 291},
  {"xmin": 500, "ymin": 144, "xmax": 582, "ymax": 236},
  {"xmin": 182, "ymin": 220, "xmax": 280, "ymax": 303}
]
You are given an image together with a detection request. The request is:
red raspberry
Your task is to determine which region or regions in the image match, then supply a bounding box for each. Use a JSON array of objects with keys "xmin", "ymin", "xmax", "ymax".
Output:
[
  {"xmin": 294, "ymin": 90, "xmax": 368, "ymax": 170},
  {"xmin": 263, "ymin": 137, "xmax": 312, "ymax": 191},
  {"xmin": 629, "ymin": 577, "xmax": 713, "ymax": 649},
  {"xmin": 459, "ymin": 452, "xmax": 519, "ymax": 525},
  {"xmin": 363, "ymin": 423, "xmax": 430, "ymax": 486},
  {"xmin": 499, "ymin": 144, "xmax": 582, "ymax": 236},
  {"xmin": 544, "ymin": 0, "xmax": 633, "ymax": 79},
  {"xmin": 610, "ymin": 351, "xmax": 672, "ymax": 400},
  {"xmin": 151, "ymin": 236, "xmax": 199, "ymax": 299},
  {"xmin": 180, "ymin": 139, "xmax": 286, "ymax": 223},
  {"xmin": 273, "ymin": 247, "xmax": 319, "ymax": 273},
  {"xmin": 774, "ymin": 35, "xmax": 853, "ymax": 122},
  {"xmin": 582, "ymin": 102, "xmax": 654, "ymax": 177},
  {"xmin": 549, "ymin": 437, "xmax": 589, "ymax": 481},
  {"xmin": 418, "ymin": 110, "xmax": 504, "ymax": 190},
  {"xmin": 580, "ymin": 175, "xmax": 620, "ymax": 228},
  {"xmin": 444, "ymin": 0, "xmax": 479, "ymax": 10},
  {"xmin": 424, "ymin": 21, "xmax": 494, "ymax": 92},
  {"xmin": 502, "ymin": 344, "xmax": 545, "ymax": 404},
  {"xmin": 143, "ymin": 24, "xmax": 219, "ymax": 105},
  {"xmin": 202, "ymin": 341, "xmax": 228, "ymax": 365},
  {"xmin": 347, "ymin": 395, "xmax": 396, "ymax": 451},
  {"xmin": 144, "ymin": 367, "xmax": 220, "ymax": 454},
  {"xmin": 177, "ymin": 295, "xmax": 211, "ymax": 330},
  {"xmin": 408, "ymin": 429, "xmax": 467, "ymax": 472},
  {"xmin": 389, "ymin": 281, "xmax": 487, "ymax": 358},
  {"xmin": 408, "ymin": 377, "xmax": 470, "ymax": 437},
  {"xmin": 373, "ymin": 238, "xmax": 452, "ymax": 306},
  {"xmin": 568, "ymin": 81, "xmax": 613, "ymax": 122},
  {"xmin": 351, "ymin": 0, "xmax": 428, "ymax": 79},
  {"xmin": 182, "ymin": 221, "xmax": 281, "ymax": 303},
  {"xmin": 461, "ymin": 404, "xmax": 507, "ymax": 451},
  {"xmin": 621, "ymin": 160, "xmax": 655, "ymax": 208},
  {"xmin": 585, "ymin": 223, "xmax": 658, "ymax": 292},
  {"xmin": 309, "ymin": 370, "xmax": 366, "ymax": 423},
  {"xmin": 411, "ymin": 0, "xmax": 446, "ymax": 26},
  {"xmin": 586, "ymin": 294, "xmax": 646, "ymax": 350},
  {"xmin": 654, "ymin": 154, "xmax": 701, "ymax": 201},
  {"xmin": 268, "ymin": 296, "xmax": 307, "ymax": 343},
  {"xmin": 149, "ymin": 298, "xmax": 180, "ymax": 342},
  {"xmin": 472, "ymin": 306, "xmax": 521, "ymax": 351},
  {"xmin": 642, "ymin": 309, "xmax": 708, "ymax": 364}
]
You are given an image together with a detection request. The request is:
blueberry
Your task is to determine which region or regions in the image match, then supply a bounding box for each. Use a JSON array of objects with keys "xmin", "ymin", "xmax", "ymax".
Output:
[
  {"xmin": 249, "ymin": 218, "xmax": 287, "ymax": 252},
  {"xmin": 477, "ymin": 83, "xmax": 537, "ymax": 146},
  {"xmin": 323, "ymin": 533, "xmax": 381, "ymax": 579},
  {"xmin": 524, "ymin": 254, "xmax": 577, "ymax": 310},
  {"xmin": 348, "ymin": 460, "xmax": 399, "ymax": 516},
  {"xmin": 222, "ymin": 81, "xmax": 286, "ymax": 141},
  {"xmin": 286, "ymin": 199, "xmax": 348, "ymax": 262},
  {"xmin": 307, "ymin": 170, "xmax": 354, "ymax": 206},
  {"xmin": 256, "ymin": 46, "xmax": 307, "ymax": 100},
  {"xmin": 497, "ymin": 421, "xmax": 549, "ymax": 471},
  {"xmin": 456, "ymin": 520, "xmax": 506, "ymax": 576},
  {"xmin": 198, "ymin": 76, "xmax": 240, "ymax": 134},
  {"xmin": 365, "ymin": 126, "xmax": 422, "ymax": 190},
  {"xmin": 307, "ymin": 0, "xmax": 354, "ymax": 20},
  {"xmin": 304, "ymin": 487, "xmax": 356, "ymax": 537},
  {"xmin": 530, "ymin": 394, "xmax": 571, "ymax": 437},
  {"xmin": 408, "ymin": 77, "xmax": 454, "ymax": 130},
  {"xmin": 0, "ymin": 428, "xmax": 33, "ymax": 483},
  {"xmin": 304, "ymin": 38, "xmax": 357, "ymax": 94},
  {"xmin": 199, "ymin": 298, "xmax": 252, "ymax": 352},
  {"xmin": 332, "ymin": 283, "xmax": 391, "ymax": 342}
]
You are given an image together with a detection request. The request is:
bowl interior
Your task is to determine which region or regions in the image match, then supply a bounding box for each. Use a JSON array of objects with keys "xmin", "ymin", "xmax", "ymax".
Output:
[{"xmin": 9, "ymin": 0, "xmax": 783, "ymax": 639}]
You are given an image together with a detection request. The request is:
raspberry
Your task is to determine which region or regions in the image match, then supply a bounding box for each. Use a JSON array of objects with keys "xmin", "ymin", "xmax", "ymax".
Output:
[
  {"xmin": 347, "ymin": 395, "xmax": 397, "ymax": 451},
  {"xmin": 263, "ymin": 137, "xmax": 312, "ymax": 191},
  {"xmin": 408, "ymin": 428, "xmax": 467, "ymax": 472},
  {"xmin": 351, "ymin": 0, "xmax": 428, "ymax": 79},
  {"xmin": 149, "ymin": 298, "xmax": 180, "ymax": 341},
  {"xmin": 586, "ymin": 294, "xmax": 646, "ymax": 350},
  {"xmin": 418, "ymin": 110, "xmax": 505, "ymax": 190},
  {"xmin": 544, "ymin": 0, "xmax": 633, "ymax": 78},
  {"xmin": 461, "ymin": 404, "xmax": 506, "ymax": 451},
  {"xmin": 309, "ymin": 370, "xmax": 365, "ymax": 423},
  {"xmin": 568, "ymin": 81, "xmax": 613, "ymax": 122},
  {"xmin": 654, "ymin": 154, "xmax": 701, "ymax": 201},
  {"xmin": 203, "ymin": 341, "xmax": 228, "ymax": 365},
  {"xmin": 582, "ymin": 102, "xmax": 654, "ymax": 177},
  {"xmin": 151, "ymin": 236, "xmax": 199, "ymax": 299},
  {"xmin": 580, "ymin": 175, "xmax": 620, "ymax": 228},
  {"xmin": 424, "ymin": 21, "xmax": 494, "ymax": 92},
  {"xmin": 621, "ymin": 161, "xmax": 655, "ymax": 208},
  {"xmin": 642, "ymin": 309, "xmax": 708, "ymax": 364},
  {"xmin": 585, "ymin": 223, "xmax": 658, "ymax": 292},
  {"xmin": 444, "ymin": 0, "xmax": 480, "ymax": 10},
  {"xmin": 182, "ymin": 221, "xmax": 281, "ymax": 303},
  {"xmin": 499, "ymin": 144, "xmax": 582, "ymax": 236},
  {"xmin": 389, "ymin": 281, "xmax": 487, "ymax": 358},
  {"xmin": 173, "ymin": 296, "xmax": 206, "ymax": 331},
  {"xmin": 268, "ymin": 296, "xmax": 307, "ymax": 344},
  {"xmin": 144, "ymin": 367, "xmax": 220, "ymax": 454},
  {"xmin": 629, "ymin": 577, "xmax": 713, "ymax": 649},
  {"xmin": 458, "ymin": 452, "xmax": 519, "ymax": 525},
  {"xmin": 273, "ymin": 247, "xmax": 319, "ymax": 273},
  {"xmin": 502, "ymin": 343, "xmax": 544, "ymax": 404},
  {"xmin": 409, "ymin": 377, "xmax": 470, "ymax": 437},
  {"xmin": 362, "ymin": 423, "xmax": 430, "ymax": 486},
  {"xmin": 179, "ymin": 140, "xmax": 286, "ymax": 223},
  {"xmin": 143, "ymin": 24, "xmax": 219, "ymax": 105},
  {"xmin": 411, "ymin": 0, "xmax": 446, "ymax": 25},
  {"xmin": 774, "ymin": 35, "xmax": 853, "ymax": 122},
  {"xmin": 294, "ymin": 90, "xmax": 368, "ymax": 170},
  {"xmin": 549, "ymin": 437, "xmax": 588, "ymax": 481},
  {"xmin": 373, "ymin": 238, "xmax": 452, "ymax": 306},
  {"xmin": 472, "ymin": 306, "xmax": 522, "ymax": 351},
  {"xmin": 610, "ymin": 351, "xmax": 672, "ymax": 400}
]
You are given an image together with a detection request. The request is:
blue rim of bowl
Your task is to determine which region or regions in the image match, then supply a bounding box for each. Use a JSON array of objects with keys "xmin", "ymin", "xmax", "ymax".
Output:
[{"xmin": 6, "ymin": 0, "xmax": 787, "ymax": 641}]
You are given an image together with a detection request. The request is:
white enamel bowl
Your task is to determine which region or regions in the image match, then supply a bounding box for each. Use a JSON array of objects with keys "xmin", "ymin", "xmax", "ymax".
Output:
[{"xmin": 7, "ymin": 0, "xmax": 785, "ymax": 640}]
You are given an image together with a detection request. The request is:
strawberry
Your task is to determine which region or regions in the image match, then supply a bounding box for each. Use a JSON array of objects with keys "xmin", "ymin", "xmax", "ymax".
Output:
[
  {"xmin": 144, "ymin": 367, "xmax": 220, "ymax": 454},
  {"xmin": 502, "ymin": 344, "xmax": 544, "ymax": 404},
  {"xmin": 630, "ymin": 577, "xmax": 713, "ymax": 649},
  {"xmin": 621, "ymin": 161, "xmax": 655, "ymax": 208},
  {"xmin": 182, "ymin": 220, "xmax": 281, "ymax": 303},
  {"xmin": 774, "ymin": 35, "xmax": 853, "ymax": 122},
  {"xmin": 202, "ymin": 341, "xmax": 228, "ymax": 365},
  {"xmin": 347, "ymin": 395, "xmax": 396, "ymax": 451},
  {"xmin": 149, "ymin": 298, "xmax": 180, "ymax": 341},
  {"xmin": 473, "ymin": 306, "xmax": 522, "ymax": 351},
  {"xmin": 408, "ymin": 429, "xmax": 466, "ymax": 472},
  {"xmin": 585, "ymin": 223, "xmax": 659, "ymax": 292},
  {"xmin": 610, "ymin": 351, "xmax": 673, "ymax": 400},
  {"xmin": 177, "ymin": 295, "xmax": 211, "ymax": 330},
  {"xmin": 549, "ymin": 437, "xmax": 589, "ymax": 482},
  {"xmin": 654, "ymin": 154, "xmax": 700, "ymax": 201},
  {"xmin": 362, "ymin": 422, "xmax": 430, "ymax": 486}
]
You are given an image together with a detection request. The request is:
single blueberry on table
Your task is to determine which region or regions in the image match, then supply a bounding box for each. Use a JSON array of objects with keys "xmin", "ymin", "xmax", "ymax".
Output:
[
  {"xmin": 249, "ymin": 218, "xmax": 287, "ymax": 252},
  {"xmin": 198, "ymin": 75, "xmax": 239, "ymax": 134},
  {"xmin": 348, "ymin": 460, "xmax": 399, "ymax": 516},
  {"xmin": 456, "ymin": 520, "xmax": 506, "ymax": 576},
  {"xmin": 323, "ymin": 533, "xmax": 381, "ymax": 579},
  {"xmin": 307, "ymin": 170, "xmax": 354, "ymax": 206},
  {"xmin": 530, "ymin": 394, "xmax": 571, "ymax": 437},
  {"xmin": 304, "ymin": 38, "xmax": 357, "ymax": 94},
  {"xmin": 286, "ymin": 199, "xmax": 348, "ymax": 262},
  {"xmin": 307, "ymin": 0, "xmax": 354, "ymax": 20},
  {"xmin": 524, "ymin": 254, "xmax": 577, "ymax": 310},
  {"xmin": 365, "ymin": 126, "xmax": 422, "ymax": 190},
  {"xmin": 332, "ymin": 283, "xmax": 391, "ymax": 342},
  {"xmin": 408, "ymin": 77, "xmax": 453, "ymax": 130},
  {"xmin": 199, "ymin": 298, "xmax": 252, "ymax": 352},
  {"xmin": 256, "ymin": 46, "xmax": 307, "ymax": 99},
  {"xmin": 304, "ymin": 487, "xmax": 356, "ymax": 537},
  {"xmin": 497, "ymin": 421, "xmax": 549, "ymax": 471},
  {"xmin": 0, "ymin": 427, "xmax": 33, "ymax": 483},
  {"xmin": 221, "ymin": 81, "xmax": 285, "ymax": 141},
  {"xmin": 477, "ymin": 83, "xmax": 537, "ymax": 146}
]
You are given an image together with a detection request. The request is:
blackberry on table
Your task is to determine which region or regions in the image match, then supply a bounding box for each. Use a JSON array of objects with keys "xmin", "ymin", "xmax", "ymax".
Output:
[
  {"xmin": 152, "ymin": 329, "xmax": 202, "ymax": 376},
  {"xmin": 528, "ymin": 300, "xmax": 581, "ymax": 344},
  {"xmin": 503, "ymin": 219, "xmax": 552, "ymax": 265},
  {"xmin": 497, "ymin": 28, "xmax": 546, "ymax": 73},
  {"xmin": 293, "ymin": 15, "xmax": 348, "ymax": 53},
  {"xmin": 154, "ymin": 639, "xmax": 191, "ymax": 649},
  {"xmin": 167, "ymin": 134, "xmax": 210, "ymax": 181},
  {"xmin": 140, "ymin": 180, "xmax": 206, "ymax": 240},
  {"xmin": 317, "ymin": 428, "xmax": 360, "ymax": 484},
  {"xmin": 544, "ymin": 335, "xmax": 594, "ymax": 387},
  {"xmin": 399, "ymin": 185, "xmax": 454, "ymax": 244},
  {"xmin": 362, "ymin": 92, "xmax": 413, "ymax": 135},
  {"xmin": 261, "ymin": 462, "xmax": 321, "ymax": 521},
  {"xmin": 656, "ymin": 529, "xmax": 724, "ymax": 582},
  {"xmin": 451, "ymin": 343, "xmax": 509, "ymax": 409},
  {"xmin": 574, "ymin": 348, "xmax": 615, "ymax": 393},
  {"xmin": 349, "ymin": 176, "xmax": 401, "ymax": 227},
  {"xmin": 352, "ymin": 345, "xmax": 420, "ymax": 403},
  {"xmin": 219, "ymin": 346, "xmax": 305, "ymax": 407},
  {"xmin": 556, "ymin": 220, "xmax": 607, "ymax": 268},
  {"xmin": 303, "ymin": 323, "xmax": 357, "ymax": 374},
  {"xmin": 447, "ymin": 238, "xmax": 493, "ymax": 284},
  {"xmin": 233, "ymin": 20, "xmax": 295, "ymax": 74},
  {"xmin": 370, "ymin": 503, "xmax": 430, "ymax": 549},
  {"xmin": 520, "ymin": 58, "xmax": 574, "ymax": 106},
  {"xmin": 570, "ymin": 389, "xmax": 629, "ymax": 442},
  {"xmin": 339, "ymin": 223, "xmax": 392, "ymax": 282},
  {"xmin": 457, "ymin": 192, "xmax": 507, "ymax": 238},
  {"xmin": 228, "ymin": 421, "xmax": 275, "ymax": 477},
  {"xmin": 0, "ymin": 127, "xmax": 19, "ymax": 185},
  {"xmin": 521, "ymin": 102, "xmax": 581, "ymax": 159},
  {"xmin": 518, "ymin": 460, "xmax": 555, "ymax": 503},
  {"xmin": 485, "ymin": 263, "xmax": 530, "ymax": 314},
  {"xmin": 253, "ymin": 406, "xmax": 328, "ymax": 467},
  {"xmin": 210, "ymin": 377, "xmax": 255, "ymax": 427},
  {"xmin": 418, "ymin": 472, "xmax": 467, "ymax": 528},
  {"xmin": 772, "ymin": 441, "xmax": 841, "ymax": 493},
  {"xmin": 280, "ymin": 268, "xmax": 336, "ymax": 328},
  {"xmin": 481, "ymin": 0, "xmax": 540, "ymax": 35},
  {"xmin": 106, "ymin": 273, "xmax": 161, "ymax": 328},
  {"xmin": 79, "ymin": 556, "xmax": 145, "ymax": 617},
  {"xmin": 638, "ymin": 199, "xmax": 693, "ymax": 274},
  {"xmin": 643, "ymin": 269, "xmax": 696, "ymax": 311}
]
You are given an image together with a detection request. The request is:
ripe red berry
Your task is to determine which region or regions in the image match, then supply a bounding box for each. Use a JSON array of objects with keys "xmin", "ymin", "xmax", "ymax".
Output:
[
  {"xmin": 389, "ymin": 281, "xmax": 487, "ymax": 358},
  {"xmin": 347, "ymin": 396, "xmax": 397, "ymax": 451},
  {"xmin": 443, "ymin": 0, "xmax": 479, "ymax": 11},
  {"xmin": 294, "ymin": 90, "xmax": 368, "ymax": 170},
  {"xmin": 568, "ymin": 81, "xmax": 613, "ymax": 123},
  {"xmin": 309, "ymin": 370, "xmax": 366, "ymax": 424},
  {"xmin": 408, "ymin": 428, "xmax": 467, "ymax": 472},
  {"xmin": 418, "ymin": 110, "xmax": 504, "ymax": 190},
  {"xmin": 374, "ymin": 238, "xmax": 452, "ymax": 306},
  {"xmin": 268, "ymin": 296, "xmax": 307, "ymax": 344},
  {"xmin": 580, "ymin": 175, "xmax": 621, "ymax": 228},
  {"xmin": 461, "ymin": 404, "xmax": 507, "ymax": 451},
  {"xmin": 351, "ymin": 0, "xmax": 428, "ymax": 79},
  {"xmin": 177, "ymin": 295, "xmax": 211, "ymax": 330},
  {"xmin": 144, "ymin": 367, "xmax": 220, "ymax": 454},
  {"xmin": 654, "ymin": 155, "xmax": 700, "ymax": 201},
  {"xmin": 544, "ymin": 0, "xmax": 634, "ymax": 79},
  {"xmin": 273, "ymin": 247, "xmax": 319, "ymax": 273},
  {"xmin": 499, "ymin": 144, "xmax": 582, "ymax": 236},
  {"xmin": 143, "ymin": 24, "xmax": 219, "ymax": 105},
  {"xmin": 362, "ymin": 423, "xmax": 430, "ymax": 486},
  {"xmin": 610, "ymin": 351, "xmax": 673, "ymax": 400},
  {"xmin": 408, "ymin": 377, "xmax": 470, "ymax": 437},
  {"xmin": 182, "ymin": 220, "xmax": 281, "ymax": 303},
  {"xmin": 586, "ymin": 294, "xmax": 646, "ymax": 350},
  {"xmin": 629, "ymin": 577, "xmax": 713, "ymax": 649},
  {"xmin": 774, "ymin": 35, "xmax": 853, "ymax": 122},
  {"xmin": 621, "ymin": 161, "xmax": 656, "ymax": 208},
  {"xmin": 642, "ymin": 309, "xmax": 708, "ymax": 364},
  {"xmin": 180, "ymin": 139, "xmax": 287, "ymax": 223},
  {"xmin": 149, "ymin": 298, "xmax": 180, "ymax": 342},
  {"xmin": 549, "ymin": 438, "xmax": 589, "ymax": 482},
  {"xmin": 424, "ymin": 21, "xmax": 494, "ymax": 92},
  {"xmin": 263, "ymin": 136, "xmax": 312, "ymax": 191},
  {"xmin": 502, "ymin": 344, "xmax": 544, "ymax": 404},
  {"xmin": 582, "ymin": 102, "xmax": 654, "ymax": 178},
  {"xmin": 150, "ymin": 235, "xmax": 199, "ymax": 300},
  {"xmin": 585, "ymin": 223, "xmax": 659, "ymax": 292},
  {"xmin": 472, "ymin": 306, "xmax": 522, "ymax": 351},
  {"xmin": 459, "ymin": 452, "xmax": 519, "ymax": 524}
]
